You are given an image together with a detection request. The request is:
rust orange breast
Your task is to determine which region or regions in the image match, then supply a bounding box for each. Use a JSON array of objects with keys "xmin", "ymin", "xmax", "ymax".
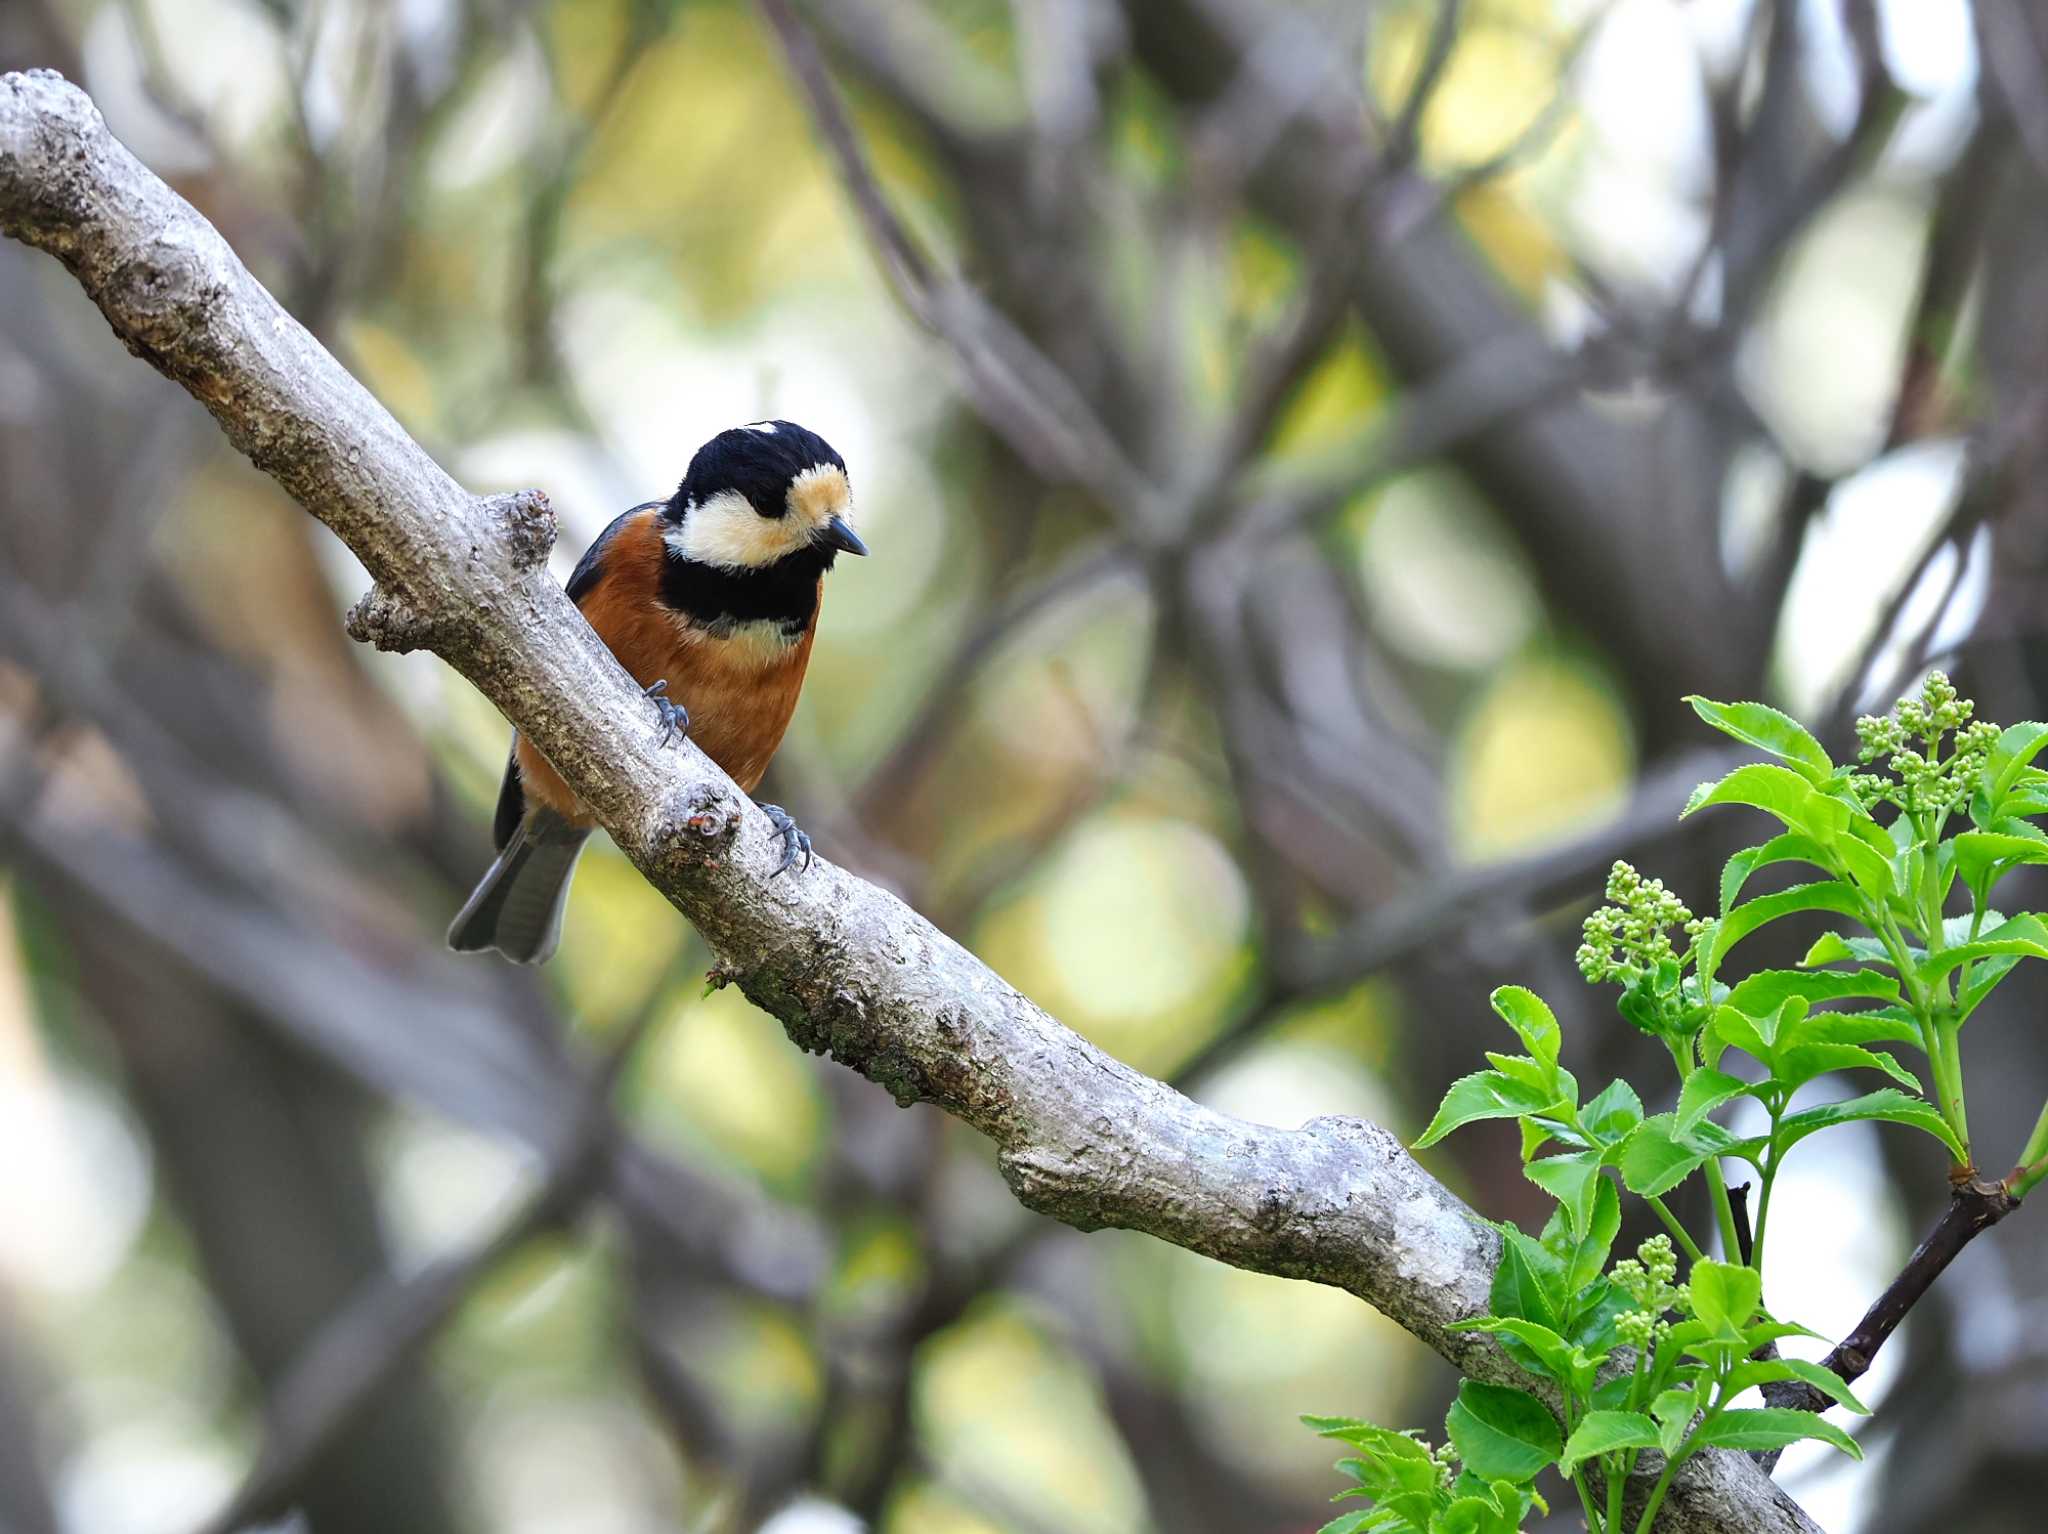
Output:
[{"xmin": 515, "ymin": 509, "xmax": 820, "ymax": 823}]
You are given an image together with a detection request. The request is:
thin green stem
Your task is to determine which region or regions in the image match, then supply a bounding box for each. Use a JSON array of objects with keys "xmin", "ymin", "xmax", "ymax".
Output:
[
  {"xmin": 1645, "ymin": 1197, "xmax": 1706, "ymax": 1264},
  {"xmin": 1571, "ymin": 1470, "xmax": 1602, "ymax": 1533},
  {"xmin": 1874, "ymin": 908, "xmax": 1971, "ymax": 1165},
  {"xmin": 1706, "ymin": 1163, "xmax": 1742, "ymax": 1263},
  {"xmin": 1752, "ymin": 1146, "xmax": 1780, "ymax": 1274},
  {"xmin": 1632, "ymin": 1459, "xmax": 1681, "ymax": 1534},
  {"xmin": 1938, "ymin": 1022, "xmax": 1970, "ymax": 1155},
  {"xmin": 1606, "ymin": 1450, "xmax": 1626, "ymax": 1533}
]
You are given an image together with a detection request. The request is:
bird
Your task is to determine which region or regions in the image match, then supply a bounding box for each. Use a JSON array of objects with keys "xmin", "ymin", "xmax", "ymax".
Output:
[{"xmin": 448, "ymin": 419, "xmax": 868, "ymax": 964}]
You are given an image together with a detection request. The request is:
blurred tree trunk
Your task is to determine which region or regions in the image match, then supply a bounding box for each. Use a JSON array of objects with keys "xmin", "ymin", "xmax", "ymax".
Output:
[{"xmin": 48, "ymin": 890, "xmax": 462, "ymax": 1534}]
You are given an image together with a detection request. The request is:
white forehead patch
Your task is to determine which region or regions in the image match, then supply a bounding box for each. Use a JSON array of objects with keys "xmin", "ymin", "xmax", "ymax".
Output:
[{"xmin": 741, "ymin": 420, "xmax": 778, "ymax": 434}]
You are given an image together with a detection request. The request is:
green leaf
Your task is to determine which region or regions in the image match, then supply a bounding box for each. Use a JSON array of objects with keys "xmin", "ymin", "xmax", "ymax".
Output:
[
  {"xmin": 1563, "ymin": 1176, "xmax": 1621, "ymax": 1297},
  {"xmin": 1959, "ymin": 951, "xmax": 2026, "ymax": 1023},
  {"xmin": 1915, "ymin": 913, "xmax": 2048, "ymax": 987},
  {"xmin": 1557, "ymin": 1411, "xmax": 1662, "ymax": 1473},
  {"xmin": 1973, "ymin": 721, "xmax": 2048, "ymax": 825},
  {"xmin": 1691, "ymin": 1408, "xmax": 1862, "ymax": 1459},
  {"xmin": 1484, "ymin": 1052, "xmax": 1570, "ymax": 1102},
  {"xmin": 1444, "ymin": 1317, "xmax": 1576, "ymax": 1382},
  {"xmin": 1684, "ymin": 764, "xmax": 1849, "ymax": 840},
  {"xmin": 1726, "ymin": 967, "xmax": 1900, "ymax": 1013},
  {"xmin": 1649, "ymin": 1389, "xmax": 1697, "ymax": 1456},
  {"xmin": 1306, "ymin": 1419, "xmax": 1430, "ymax": 1448},
  {"xmin": 1802, "ymin": 1004, "xmax": 1925, "ymax": 1049},
  {"xmin": 1579, "ymin": 1079, "xmax": 1646, "ymax": 1147},
  {"xmin": 1768, "ymin": 1043, "xmax": 1920, "ymax": 1093},
  {"xmin": 1490, "ymin": 1230, "xmax": 1565, "ymax": 1333},
  {"xmin": 1688, "ymin": 1259, "xmax": 1762, "ymax": 1334},
  {"xmin": 1778, "ymin": 1088, "xmax": 1966, "ymax": 1161},
  {"xmin": 1954, "ymin": 832, "xmax": 2048, "ymax": 904},
  {"xmin": 1525, "ymin": 1152, "xmax": 1602, "ymax": 1237},
  {"xmin": 1617, "ymin": 1115, "xmax": 1755, "ymax": 1197},
  {"xmin": 1721, "ymin": 835, "xmax": 1832, "ymax": 915},
  {"xmin": 1444, "ymin": 1382, "xmax": 1561, "ymax": 1484},
  {"xmin": 1743, "ymin": 1318, "xmax": 1829, "ymax": 1349},
  {"xmin": 1676, "ymin": 1068, "xmax": 1753, "ymax": 1131},
  {"xmin": 1687, "ymin": 697, "xmax": 1834, "ymax": 782},
  {"xmin": 1724, "ymin": 1358, "xmax": 1870, "ymax": 1414},
  {"xmin": 1314, "ymin": 1514, "xmax": 1384, "ymax": 1534},
  {"xmin": 1800, "ymin": 931, "xmax": 1893, "ymax": 968},
  {"xmin": 1708, "ymin": 882, "xmax": 1867, "ymax": 976},
  {"xmin": 1416, "ymin": 1072, "xmax": 1557, "ymax": 1149},
  {"xmin": 1490, "ymin": 986, "xmax": 1560, "ymax": 1066}
]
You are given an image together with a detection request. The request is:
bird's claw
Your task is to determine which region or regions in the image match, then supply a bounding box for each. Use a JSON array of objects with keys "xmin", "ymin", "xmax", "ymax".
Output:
[
  {"xmin": 760, "ymin": 804, "xmax": 813, "ymax": 877},
  {"xmin": 644, "ymin": 679, "xmax": 689, "ymax": 748}
]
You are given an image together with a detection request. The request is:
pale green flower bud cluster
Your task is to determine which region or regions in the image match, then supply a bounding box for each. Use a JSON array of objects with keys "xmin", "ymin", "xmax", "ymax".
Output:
[
  {"xmin": 1611, "ymin": 1236, "xmax": 1688, "ymax": 1347},
  {"xmin": 1575, "ymin": 862, "xmax": 1703, "ymax": 985},
  {"xmin": 1430, "ymin": 1439, "xmax": 1458, "ymax": 1487},
  {"xmin": 1850, "ymin": 672, "xmax": 1999, "ymax": 815}
]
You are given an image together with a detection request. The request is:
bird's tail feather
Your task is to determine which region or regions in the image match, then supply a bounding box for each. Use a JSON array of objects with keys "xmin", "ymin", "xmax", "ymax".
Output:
[{"xmin": 447, "ymin": 807, "xmax": 591, "ymax": 964}]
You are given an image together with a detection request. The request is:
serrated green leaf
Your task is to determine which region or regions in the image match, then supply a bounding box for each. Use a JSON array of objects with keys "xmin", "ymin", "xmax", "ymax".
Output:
[
  {"xmin": 1561, "ymin": 1175, "xmax": 1621, "ymax": 1297},
  {"xmin": 1445, "ymin": 1316, "xmax": 1575, "ymax": 1382},
  {"xmin": 1649, "ymin": 1389, "xmax": 1697, "ymax": 1455},
  {"xmin": 1490, "ymin": 986, "xmax": 1560, "ymax": 1066},
  {"xmin": 1416, "ymin": 1072, "xmax": 1557, "ymax": 1149},
  {"xmin": 1744, "ymin": 1317, "xmax": 1829, "ymax": 1348},
  {"xmin": 1689, "ymin": 1259, "xmax": 1762, "ymax": 1334},
  {"xmin": 1557, "ymin": 1411, "xmax": 1661, "ymax": 1473},
  {"xmin": 1684, "ymin": 765, "xmax": 1849, "ymax": 842},
  {"xmin": 1308, "ymin": 1419, "xmax": 1431, "ymax": 1450},
  {"xmin": 1445, "ymin": 1382, "xmax": 1561, "ymax": 1484},
  {"xmin": 1618, "ymin": 1114, "xmax": 1755, "ymax": 1197},
  {"xmin": 1778, "ymin": 1088, "xmax": 1966, "ymax": 1161},
  {"xmin": 1484, "ymin": 1052, "xmax": 1565, "ymax": 1101},
  {"xmin": 1525, "ymin": 1152, "xmax": 1602, "ymax": 1237},
  {"xmin": 1725, "ymin": 1358, "xmax": 1870, "ymax": 1414},
  {"xmin": 1578, "ymin": 1079, "xmax": 1646, "ymax": 1148},
  {"xmin": 1727, "ymin": 967, "xmax": 1900, "ymax": 1013},
  {"xmin": 1768, "ymin": 1042, "xmax": 1920, "ymax": 1093},
  {"xmin": 1804, "ymin": 1004, "xmax": 1924, "ymax": 1049},
  {"xmin": 1800, "ymin": 930, "xmax": 1892, "ymax": 968},
  {"xmin": 1314, "ymin": 1513, "xmax": 1385, "ymax": 1534},
  {"xmin": 1974, "ymin": 722, "xmax": 2048, "ymax": 825},
  {"xmin": 1959, "ymin": 951, "xmax": 2025, "ymax": 1023},
  {"xmin": 1687, "ymin": 697, "xmax": 1834, "ymax": 781},
  {"xmin": 1916, "ymin": 913, "xmax": 2048, "ymax": 986},
  {"xmin": 1676, "ymin": 1068, "xmax": 1752, "ymax": 1131},
  {"xmin": 1954, "ymin": 832, "xmax": 2048, "ymax": 903},
  {"xmin": 1721, "ymin": 835, "xmax": 1832, "ymax": 916},
  {"xmin": 1490, "ymin": 1230, "xmax": 1565, "ymax": 1333},
  {"xmin": 1692, "ymin": 1408, "xmax": 1862, "ymax": 1459},
  {"xmin": 1708, "ymin": 882, "xmax": 1867, "ymax": 976}
]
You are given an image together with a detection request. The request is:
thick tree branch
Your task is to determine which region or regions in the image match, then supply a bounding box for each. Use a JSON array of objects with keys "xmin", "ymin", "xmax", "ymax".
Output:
[{"xmin": 0, "ymin": 70, "xmax": 1820, "ymax": 1534}]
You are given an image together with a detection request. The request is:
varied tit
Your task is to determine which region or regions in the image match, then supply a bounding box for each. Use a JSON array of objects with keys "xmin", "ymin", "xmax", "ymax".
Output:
[{"xmin": 449, "ymin": 420, "xmax": 868, "ymax": 964}]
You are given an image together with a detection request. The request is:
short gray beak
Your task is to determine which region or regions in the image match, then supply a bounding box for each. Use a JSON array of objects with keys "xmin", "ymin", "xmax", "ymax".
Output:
[{"xmin": 820, "ymin": 515, "xmax": 868, "ymax": 556}]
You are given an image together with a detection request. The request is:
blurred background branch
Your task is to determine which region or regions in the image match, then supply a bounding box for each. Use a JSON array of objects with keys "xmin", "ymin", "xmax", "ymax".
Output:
[{"xmin": 2, "ymin": 2, "xmax": 2046, "ymax": 1533}]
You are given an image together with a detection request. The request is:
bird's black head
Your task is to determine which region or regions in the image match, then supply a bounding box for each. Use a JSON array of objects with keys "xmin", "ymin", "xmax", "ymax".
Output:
[{"xmin": 664, "ymin": 420, "xmax": 867, "ymax": 570}]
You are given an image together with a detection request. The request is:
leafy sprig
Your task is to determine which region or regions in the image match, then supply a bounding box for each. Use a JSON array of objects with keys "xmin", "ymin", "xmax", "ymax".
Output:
[{"xmin": 1311, "ymin": 677, "xmax": 2048, "ymax": 1531}]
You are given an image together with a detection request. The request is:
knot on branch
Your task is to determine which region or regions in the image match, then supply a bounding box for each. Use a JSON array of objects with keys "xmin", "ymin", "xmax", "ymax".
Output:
[
  {"xmin": 483, "ymin": 488, "xmax": 556, "ymax": 573},
  {"xmin": 659, "ymin": 781, "xmax": 742, "ymax": 862},
  {"xmin": 345, "ymin": 582, "xmax": 442, "ymax": 653},
  {"xmin": 999, "ymin": 1144, "xmax": 1110, "ymax": 1232}
]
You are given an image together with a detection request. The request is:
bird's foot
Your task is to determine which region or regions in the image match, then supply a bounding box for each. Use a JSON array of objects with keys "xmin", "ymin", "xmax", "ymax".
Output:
[
  {"xmin": 759, "ymin": 804, "xmax": 813, "ymax": 877},
  {"xmin": 644, "ymin": 679, "xmax": 689, "ymax": 748}
]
